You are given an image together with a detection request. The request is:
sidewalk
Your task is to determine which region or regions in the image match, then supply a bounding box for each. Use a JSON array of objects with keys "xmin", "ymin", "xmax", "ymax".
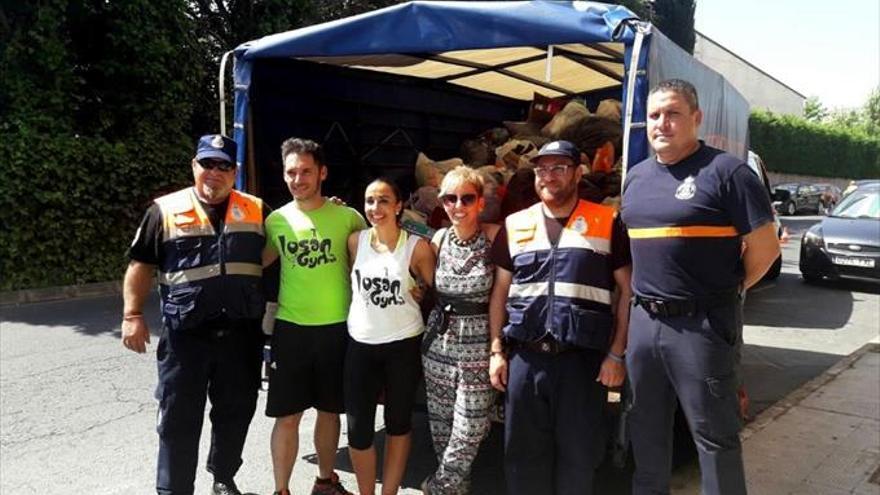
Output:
[{"xmin": 673, "ymin": 343, "xmax": 880, "ymax": 495}]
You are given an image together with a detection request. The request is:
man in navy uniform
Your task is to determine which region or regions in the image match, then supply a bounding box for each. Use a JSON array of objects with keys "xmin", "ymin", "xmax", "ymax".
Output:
[
  {"xmin": 489, "ymin": 140, "xmax": 633, "ymax": 494},
  {"xmin": 121, "ymin": 134, "xmax": 270, "ymax": 495},
  {"xmin": 620, "ymin": 79, "xmax": 780, "ymax": 495}
]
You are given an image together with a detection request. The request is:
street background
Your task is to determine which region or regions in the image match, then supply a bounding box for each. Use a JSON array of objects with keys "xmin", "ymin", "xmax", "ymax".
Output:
[{"xmin": 2, "ymin": 216, "xmax": 878, "ymax": 495}]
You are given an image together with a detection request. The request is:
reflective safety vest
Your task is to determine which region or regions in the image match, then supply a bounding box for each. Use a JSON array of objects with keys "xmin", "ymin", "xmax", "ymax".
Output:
[
  {"xmin": 154, "ymin": 187, "xmax": 265, "ymax": 332},
  {"xmin": 504, "ymin": 200, "xmax": 616, "ymax": 350}
]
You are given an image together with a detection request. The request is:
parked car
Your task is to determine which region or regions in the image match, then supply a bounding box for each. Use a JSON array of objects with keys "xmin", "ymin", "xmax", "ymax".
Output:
[
  {"xmin": 813, "ymin": 183, "xmax": 842, "ymax": 215},
  {"xmin": 773, "ymin": 183, "xmax": 824, "ymax": 216},
  {"xmin": 843, "ymin": 179, "xmax": 880, "ymax": 198},
  {"xmin": 747, "ymin": 151, "xmax": 782, "ymax": 279},
  {"xmin": 799, "ymin": 181, "xmax": 880, "ymax": 283}
]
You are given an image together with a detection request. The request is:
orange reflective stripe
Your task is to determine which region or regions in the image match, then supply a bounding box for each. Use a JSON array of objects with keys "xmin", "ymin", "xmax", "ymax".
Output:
[{"xmin": 628, "ymin": 225, "xmax": 738, "ymax": 239}]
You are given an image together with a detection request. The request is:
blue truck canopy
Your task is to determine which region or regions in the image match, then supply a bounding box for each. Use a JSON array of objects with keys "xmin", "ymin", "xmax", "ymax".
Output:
[{"xmin": 231, "ymin": 0, "xmax": 748, "ymax": 198}]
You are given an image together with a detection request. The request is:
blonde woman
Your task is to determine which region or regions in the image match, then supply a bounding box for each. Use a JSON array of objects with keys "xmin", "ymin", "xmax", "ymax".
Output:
[{"xmin": 422, "ymin": 166, "xmax": 500, "ymax": 495}]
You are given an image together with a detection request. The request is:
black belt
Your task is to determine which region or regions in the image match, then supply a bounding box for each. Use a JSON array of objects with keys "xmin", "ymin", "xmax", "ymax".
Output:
[
  {"xmin": 434, "ymin": 294, "xmax": 487, "ymax": 334},
  {"xmin": 634, "ymin": 291, "xmax": 738, "ymax": 318},
  {"xmin": 508, "ymin": 334, "xmax": 573, "ymax": 355},
  {"xmin": 423, "ymin": 294, "xmax": 488, "ymax": 352}
]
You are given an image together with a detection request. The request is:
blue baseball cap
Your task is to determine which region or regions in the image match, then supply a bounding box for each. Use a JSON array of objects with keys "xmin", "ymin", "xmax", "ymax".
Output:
[
  {"xmin": 531, "ymin": 140, "xmax": 580, "ymax": 163},
  {"xmin": 195, "ymin": 134, "xmax": 236, "ymax": 164}
]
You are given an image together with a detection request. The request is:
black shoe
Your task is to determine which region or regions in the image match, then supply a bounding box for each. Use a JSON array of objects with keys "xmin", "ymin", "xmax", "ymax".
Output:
[{"xmin": 213, "ymin": 480, "xmax": 243, "ymax": 495}]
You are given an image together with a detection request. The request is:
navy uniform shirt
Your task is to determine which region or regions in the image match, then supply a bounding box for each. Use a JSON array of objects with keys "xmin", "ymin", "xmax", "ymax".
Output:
[{"xmin": 620, "ymin": 143, "xmax": 774, "ymax": 299}]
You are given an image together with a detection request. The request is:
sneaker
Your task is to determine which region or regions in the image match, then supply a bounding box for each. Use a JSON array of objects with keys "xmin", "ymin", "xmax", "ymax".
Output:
[
  {"xmin": 212, "ymin": 479, "xmax": 243, "ymax": 495},
  {"xmin": 272, "ymin": 490, "xmax": 290, "ymax": 495},
  {"xmin": 311, "ymin": 472, "xmax": 353, "ymax": 495}
]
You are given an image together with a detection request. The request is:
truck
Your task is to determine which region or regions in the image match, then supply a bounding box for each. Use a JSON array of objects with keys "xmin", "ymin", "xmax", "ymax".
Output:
[
  {"xmin": 224, "ymin": 0, "xmax": 750, "ymax": 208},
  {"xmin": 226, "ymin": 0, "xmax": 751, "ymax": 469}
]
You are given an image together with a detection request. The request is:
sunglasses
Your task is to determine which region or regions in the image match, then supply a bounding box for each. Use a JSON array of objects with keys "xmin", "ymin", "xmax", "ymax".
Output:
[
  {"xmin": 198, "ymin": 159, "xmax": 235, "ymax": 172},
  {"xmin": 440, "ymin": 193, "xmax": 478, "ymax": 207}
]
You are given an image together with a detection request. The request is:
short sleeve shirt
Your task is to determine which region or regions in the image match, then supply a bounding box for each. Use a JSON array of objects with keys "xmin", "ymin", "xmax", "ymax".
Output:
[
  {"xmin": 620, "ymin": 144, "xmax": 774, "ymax": 299},
  {"xmin": 265, "ymin": 200, "xmax": 367, "ymax": 325}
]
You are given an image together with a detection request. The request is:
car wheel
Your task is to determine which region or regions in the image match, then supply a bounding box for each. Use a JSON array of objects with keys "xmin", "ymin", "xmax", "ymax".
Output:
[
  {"xmin": 786, "ymin": 201, "xmax": 796, "ymax": 216},
  {"xmin": 763, "ymin": 255, "xmax": 782, "ymax": 280},
  {"xmin": 802, "ymin": 272, "xmax": 822, "ymax": 283}
]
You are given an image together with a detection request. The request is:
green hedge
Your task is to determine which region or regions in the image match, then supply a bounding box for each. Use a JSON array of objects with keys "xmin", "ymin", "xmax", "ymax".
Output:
[
  {"xmin": 749, "ymin": 110, "xmax": 880, "ymax": 179},
  {"xmin": 0, "ymin": 127, "xmax": 192, "ymax": 291}
]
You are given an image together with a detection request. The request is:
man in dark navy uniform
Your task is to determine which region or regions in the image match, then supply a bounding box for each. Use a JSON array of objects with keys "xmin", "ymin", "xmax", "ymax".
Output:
[
  {"xmin": 620, "ymin": 80, "xmax": 780, "ymax": 495},
  {"xmin": 121, "ymin": 135, "xmax": 271, "ymax": 495},
  {"xmin": 489, "ymin": 140, "xmax": 633, "ymax": 494}
]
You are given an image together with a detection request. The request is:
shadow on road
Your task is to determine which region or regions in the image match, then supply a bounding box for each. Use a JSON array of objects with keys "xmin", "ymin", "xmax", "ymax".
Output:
[
  {"xmin": 0, "ymin": 292, "xmax": 160, "ymax": 338},
  {"xmin": 744, "ymin": 272, "xmax": 857, "ymax": 329},
  {"xmin": 740, "ymin": 343, "xmax": 842, "ymax": 415}
]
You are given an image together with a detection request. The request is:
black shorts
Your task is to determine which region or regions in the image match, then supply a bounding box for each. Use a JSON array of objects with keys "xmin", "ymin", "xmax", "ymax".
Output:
[
  {"xmin": 266, "ymin": 320, "xmax": 348, "ymax": 417},
  {"xmin": 344, "ymin": 334, "xmax": 423, "ymax": 450}
]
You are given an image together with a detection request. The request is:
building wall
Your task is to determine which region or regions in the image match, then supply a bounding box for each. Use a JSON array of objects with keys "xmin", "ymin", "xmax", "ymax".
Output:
[{"xmin": 694, "ymin": 32, "xmax": 805, "ymax": 117}]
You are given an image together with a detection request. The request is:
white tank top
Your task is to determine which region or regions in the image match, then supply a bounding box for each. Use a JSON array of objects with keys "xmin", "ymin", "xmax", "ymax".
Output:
[{"xmin": 347, "ymin": 229, "xmax": 424, "ymax": 344}]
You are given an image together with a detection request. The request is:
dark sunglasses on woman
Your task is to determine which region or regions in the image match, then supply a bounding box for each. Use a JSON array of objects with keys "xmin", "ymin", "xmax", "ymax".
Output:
[{"xmin": 440, "ymin": 193, "xmax": 478, "ymax": 207}]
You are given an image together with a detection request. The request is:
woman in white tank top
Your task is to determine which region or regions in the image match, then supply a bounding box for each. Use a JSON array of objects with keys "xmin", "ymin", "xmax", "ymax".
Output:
[{"xmin": 344, "ymin": 178, "xmax": 435, "ymax": 495}]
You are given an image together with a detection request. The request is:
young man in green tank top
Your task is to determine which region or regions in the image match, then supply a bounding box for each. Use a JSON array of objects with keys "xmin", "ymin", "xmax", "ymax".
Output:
[{"xmin": 262, "ymin": 138, "xmax": 366, "ymax": 495}]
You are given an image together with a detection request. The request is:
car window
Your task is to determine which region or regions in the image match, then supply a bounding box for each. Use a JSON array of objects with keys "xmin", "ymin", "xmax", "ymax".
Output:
[{"xmin": 831, "ymin": 190, "xmax": 880, "ymax": 219}]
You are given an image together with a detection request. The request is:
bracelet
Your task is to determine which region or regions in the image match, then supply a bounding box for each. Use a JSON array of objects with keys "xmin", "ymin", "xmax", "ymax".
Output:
[
  {"xmin": 123, "ymin": 313, "xmax": 144, "ymax": 321},
  {"xmin": 490, "ymin": 350, "xmax": 506, "ymax": 357},
  {"xmin": 606, "ymin": 351, "xmax": 625, "ymax": 363}
]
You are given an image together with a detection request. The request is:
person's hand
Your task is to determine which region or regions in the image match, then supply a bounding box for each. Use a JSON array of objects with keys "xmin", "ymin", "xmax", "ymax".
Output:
[
  {"xmin": 596, "ymin": 355, "xmax": 626, "ymax": 387},
  {"xmin": 328, "ymin": 196, "xmax": 347, "ymax": 206},
  {"xmin": 121, "ymin": 315, "xmax": 150, "ymax": 353},
  {"xmin": 409, "ymin": 283, "xmax": 425, "ymax": 303},
  {"xmin": 737, "ymin": 385, "xmax": 751, "ymax": 421},
  {"xmin": 489, "ymin": 353, "xmax": 508, "ymax": 392}
]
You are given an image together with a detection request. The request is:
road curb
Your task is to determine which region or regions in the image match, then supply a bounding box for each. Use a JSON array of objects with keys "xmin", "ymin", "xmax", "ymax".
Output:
[
  {"xmin": 0, "ymin": 281, "xmax": 123, "ymax": 307},
  {"xmin": 740, "ymin": 341, "xmax": 880, "ymax": 442}
]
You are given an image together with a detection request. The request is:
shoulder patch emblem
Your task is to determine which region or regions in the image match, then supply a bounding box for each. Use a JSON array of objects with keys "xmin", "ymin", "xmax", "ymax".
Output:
[
  {"xmin": 572, "ymin": 215, "xmax": 588, "ymax": 234},
  {"xmin": 231, "ymin": 204, "xmax": 245, "ymax": 221},
  {"xmin": 675, "ymin": 176, "xmax": 697, "ymax": 200}
]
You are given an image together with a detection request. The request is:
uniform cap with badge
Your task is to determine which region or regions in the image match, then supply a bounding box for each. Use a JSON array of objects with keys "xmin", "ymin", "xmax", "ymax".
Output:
[
  {"xmin": 530, "ymin": 140, "xmax": 581, "ymax": 163},
  {"xmin": 195, "ymin": 134, "xmax": 237, "ymax": 164}
]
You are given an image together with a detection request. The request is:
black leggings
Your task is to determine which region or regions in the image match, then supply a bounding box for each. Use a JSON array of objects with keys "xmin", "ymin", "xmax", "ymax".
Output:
[{"xmin": 344, "ymin": 334, "xmax": 423, "ymax": 450}]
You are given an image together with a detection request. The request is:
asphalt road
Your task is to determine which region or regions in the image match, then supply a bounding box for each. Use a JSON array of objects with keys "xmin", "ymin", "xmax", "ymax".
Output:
[{"xmin": 1, "ymin": 214, "xmax": 877, "ymax": 495}]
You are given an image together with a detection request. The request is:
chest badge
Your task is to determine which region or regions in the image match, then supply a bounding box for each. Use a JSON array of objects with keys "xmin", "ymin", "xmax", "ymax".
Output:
[
  {"xmin": 572, "ymin": 215, "xmax": 588, "ymax": 235},
  {"xmin": 675, "ymin": 176, "xmax": 697, "ymax": 200}
]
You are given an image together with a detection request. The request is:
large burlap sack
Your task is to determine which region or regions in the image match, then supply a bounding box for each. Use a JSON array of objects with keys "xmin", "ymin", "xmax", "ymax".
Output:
[
  {"xmin": 415, "ymin": 152, "xmax": 463, "ymax": 187},
  {"xmin": 542, "ymin": 100, "xmax": 591, "ymax": 139},
  {"xmin": 595, "ymin": 99, "xmax": 622, "ymax": 122}
]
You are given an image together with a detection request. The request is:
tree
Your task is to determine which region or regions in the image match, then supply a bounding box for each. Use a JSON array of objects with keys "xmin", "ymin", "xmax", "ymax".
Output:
[
  {"xmin": 650, "ymin": 0, "xmax": 696, "ymax": 54},
  {"xmin": 804, "ymin": 96, "xmax": 828, "ymax": 123},
  {"xmin": 862, "ymin": 87, "xmax": 880, "ymax": 137},
  {"xmin": 0, "ymin": 0, "xmax": 201, "ymax": 290}
]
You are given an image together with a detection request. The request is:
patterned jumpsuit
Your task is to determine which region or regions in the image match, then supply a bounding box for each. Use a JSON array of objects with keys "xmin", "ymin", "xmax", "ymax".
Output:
[{"xmin": 422, "ymin": 229, "xmax": 496, "ymax": 495}]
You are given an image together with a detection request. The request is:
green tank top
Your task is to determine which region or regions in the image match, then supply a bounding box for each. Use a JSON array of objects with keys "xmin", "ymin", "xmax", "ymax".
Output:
[{"xmin": 265, "ymin": 200, "xmax": 366, "ymax": 325}]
